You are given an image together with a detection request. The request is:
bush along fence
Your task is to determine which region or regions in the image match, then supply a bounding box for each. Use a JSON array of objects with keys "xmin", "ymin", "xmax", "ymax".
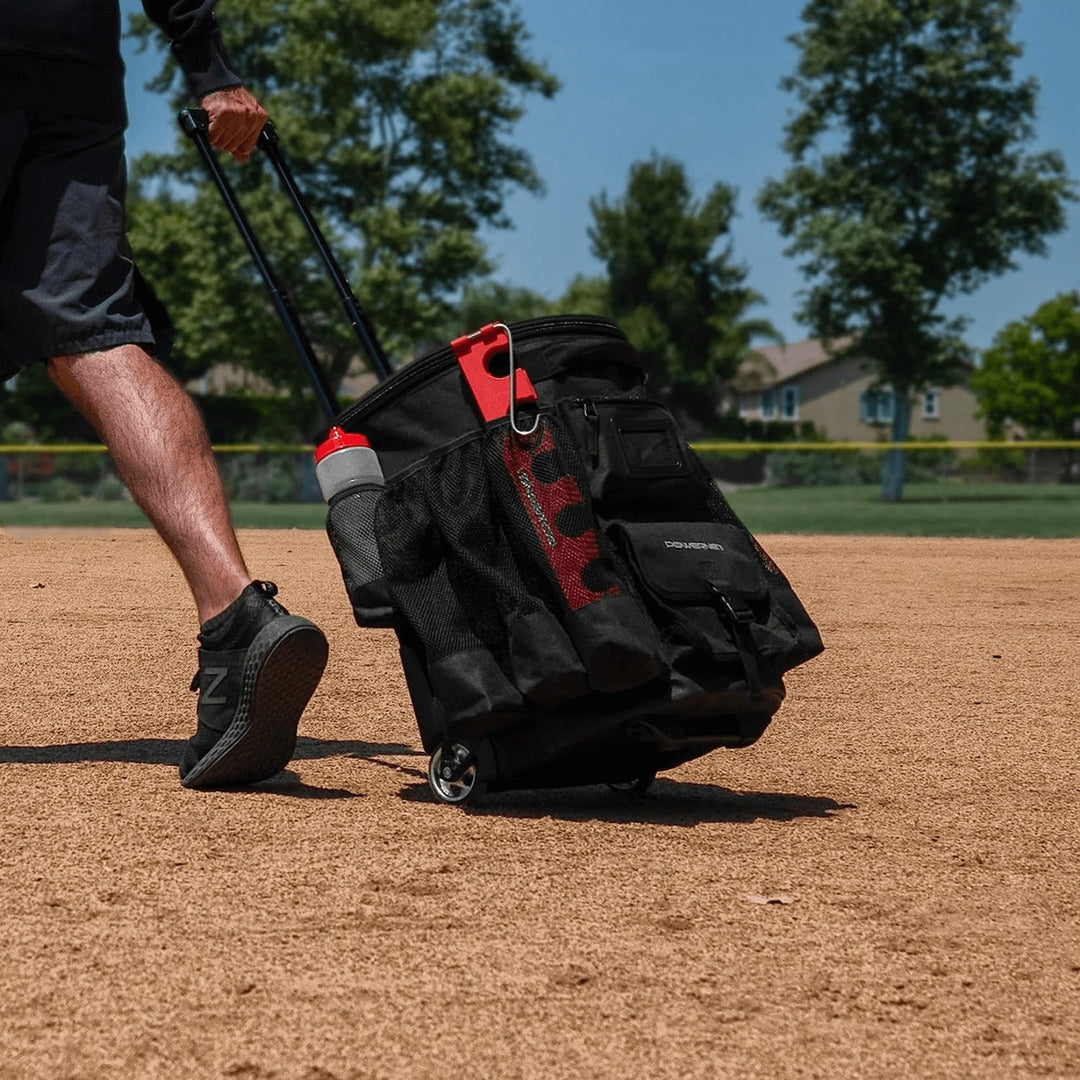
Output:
[
  {"xmin": 0, "ymin": 440, "xmax": 1078, "ymax": 502},
  {"xmin": 0, "ymin": 444, "xmax": 320, "ymax": 504},
  {"xmin": 692, "ymin": 440, "xmax": 1080, "ymax": 487}
]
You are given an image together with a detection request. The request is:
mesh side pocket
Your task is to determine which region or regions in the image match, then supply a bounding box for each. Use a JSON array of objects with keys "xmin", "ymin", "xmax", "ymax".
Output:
[
  {"xmin": 326, "ymin": 485, "xmax": 393, "ymax": 627},
  {"xmin": 424, "ymin": 439, "xmax": 589, "ymax": 709},
  {"xmin": 376, "ymin": 471, "xmax": 522, "ymax": 723},
  {"xmin": 484, "ymin": 414, "xmax": 665, "ymax": 695}
]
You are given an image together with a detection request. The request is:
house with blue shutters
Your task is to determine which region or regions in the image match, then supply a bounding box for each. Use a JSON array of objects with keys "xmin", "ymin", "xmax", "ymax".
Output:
[{"xmin": 730, "ymin": 338, "xmax": 985, "ymax": 441}]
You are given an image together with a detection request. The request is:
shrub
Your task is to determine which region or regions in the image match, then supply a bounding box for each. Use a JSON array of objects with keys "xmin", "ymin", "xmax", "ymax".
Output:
[
  {"xmin": 220, "ymin": 453, "xmax": 304, "ymax": 503},
  {"xmin": 38, "ymin": 477, "xmax": 83, "ymax": 502},
  {"xmin": 900, "ymin": 437, "xmax": 957, "ymax": 481},
  {"xmin": 94, "ymin": 474, "xmax": 128, "ymax": 501},
  {"xmin": 765, "ymin": 450, "xmax": 876, "ymax": 486}
]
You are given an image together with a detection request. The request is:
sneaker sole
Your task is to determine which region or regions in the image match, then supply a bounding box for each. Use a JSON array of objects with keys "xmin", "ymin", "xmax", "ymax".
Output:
[{"xmin": 181, "ymin": 617, "xmax": 328, "ymax": 789}]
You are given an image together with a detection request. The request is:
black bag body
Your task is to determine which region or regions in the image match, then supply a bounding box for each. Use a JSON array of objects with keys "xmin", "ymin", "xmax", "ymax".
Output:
[
  {"xmin": 179, "ymin": 111, "xmax": 819, "ymax": 798},
  {"xmin": 333, "ymin": 316, "xmax": 824, "ymax": 796}
]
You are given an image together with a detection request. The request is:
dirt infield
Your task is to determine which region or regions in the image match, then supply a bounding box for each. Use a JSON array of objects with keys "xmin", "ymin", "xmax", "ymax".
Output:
[{"xmin": 0, "ymin": 527, "xmax": 1077, "ymax": 1079}]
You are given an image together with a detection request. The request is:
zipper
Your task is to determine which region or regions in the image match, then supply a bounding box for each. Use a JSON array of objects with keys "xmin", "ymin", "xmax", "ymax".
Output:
[
  {"xmin": 338, "ymin": 315, "xmax": 626, "ymax": 427},
  {"xmin": 572, "ymin": 396, "xmax": 666, "ymax": 410},
  {"xmin": 581, "ymin": 400, "xmax": 599, "ymax": 467}
]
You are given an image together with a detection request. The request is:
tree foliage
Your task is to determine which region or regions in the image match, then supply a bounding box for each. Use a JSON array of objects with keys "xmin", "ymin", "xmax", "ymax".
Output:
[
  {"xmin": 588, "ymin": 154, "xmax": 778, "ymax": 418},
  {"xmin": 972, "ymin": 291, "xmax": 1080, "ymax": 442},
  {"xmin": 126, "ymin": 0, "xmax": 558, "ymax": 427},
  {"xmin": 425, "ymin": 278, "xmax": 554, "ymax": 345},
  {"xmin": 757, "ymin": 0, "xmax": 1074, "ymax": 499}
]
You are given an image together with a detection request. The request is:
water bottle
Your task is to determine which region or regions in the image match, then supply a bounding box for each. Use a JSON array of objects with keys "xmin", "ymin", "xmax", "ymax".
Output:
[
  {"xmin": 314, "ymin": 426, "xmax": 384, "ymax": 500},
  {"xmin": 315, "ymin": 426, "xmax": 393, "ymax": 626}
]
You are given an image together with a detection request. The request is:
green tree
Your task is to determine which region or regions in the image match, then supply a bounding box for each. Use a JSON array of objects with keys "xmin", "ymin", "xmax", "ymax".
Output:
[
  {"xmin": 757, "ymin": 0, "xmax": 1075, "ymax": 500},
  {"xmin": 126, "ymin": 0, "xmax": 558, "ymax": 428},
  {"xmin": 557, "ymin": 274, "xmax": 611, "ymax": 319},
  {"xmin": 972, "ymin": 291, "xmax": 1080, "ymax": 480},
  {"xmin": 0, "ymin": 366, "xmax": 96, "ymax": 444},
  {"xmin": 588, "ymin": 154, "xmax": 779, "ymax": 425},
  {"xmin": 425, "ymin": 278, "xmax": 554, "ymax": 346}
]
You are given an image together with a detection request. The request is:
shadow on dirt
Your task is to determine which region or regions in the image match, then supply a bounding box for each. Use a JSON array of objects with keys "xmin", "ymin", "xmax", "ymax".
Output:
[
  {"xmin": 294, "ymin": 737, "xmax": 423, "ymax": 760},
  {"xmin": 0, "ymin": 736, "xmax": 419, "ymax": 766},
  {"xmin": 0, "ymin": 737, "xmax": 422, "ymax": 799},
  {"xmin": 219, "ymin": 769, "xmax": 358, "ymax": 799},
  {"xmin": 0, "ymin": 738, "xmax": 185, "ymax": 765},
  {"xmin": 400, "ymin": 776, "xmax": 855, "ymax": 826}
]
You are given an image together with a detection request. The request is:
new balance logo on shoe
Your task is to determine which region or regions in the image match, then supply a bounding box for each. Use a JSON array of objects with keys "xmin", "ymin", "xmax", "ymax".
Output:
[{"xmin": 202, "ymin": 667, "xmax": 229, "ymax": 705}]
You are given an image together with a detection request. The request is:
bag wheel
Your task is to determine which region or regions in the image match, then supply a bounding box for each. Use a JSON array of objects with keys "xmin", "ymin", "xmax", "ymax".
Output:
[{"xmin": 428, "ymin": 743, "xmax": 485, "ymax": 805}]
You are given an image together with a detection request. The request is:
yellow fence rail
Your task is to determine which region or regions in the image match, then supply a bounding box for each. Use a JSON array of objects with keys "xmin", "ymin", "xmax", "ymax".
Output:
[
  {"xmin": 690, "ymin": 439, "xmax": 1080, "ymax": 452},
  {"xmin": 1, "ymin": 441, "xmax": 1078, "ymax": 455},
  {"xmin": 0, "ymin": 443, "xmax": 313, "ymax": 454}
]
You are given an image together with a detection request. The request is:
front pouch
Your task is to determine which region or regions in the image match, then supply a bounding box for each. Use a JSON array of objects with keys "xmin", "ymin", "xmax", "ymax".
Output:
[
  {"xmin": 558, "ymin": 397, "xmax": 713, "ymax": 520},
  {"xmin": 611, "ymin": 520, "xmax": 805, "ymax": 696},
  {"xmin": 483, "ymin": 414, "xmax": 666, "ymax": 695}
]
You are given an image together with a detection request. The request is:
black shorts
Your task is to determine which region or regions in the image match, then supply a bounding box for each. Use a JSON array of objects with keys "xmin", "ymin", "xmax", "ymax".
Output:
[{"xmin": 0, "ymin": 110, "xmax": 160, "ymax": 383}]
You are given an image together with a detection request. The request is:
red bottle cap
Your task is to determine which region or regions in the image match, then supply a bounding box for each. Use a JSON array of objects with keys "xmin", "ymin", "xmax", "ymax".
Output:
[{"xmin": 314, "ymin": 425, "xmax": 372, "ymax": 463}]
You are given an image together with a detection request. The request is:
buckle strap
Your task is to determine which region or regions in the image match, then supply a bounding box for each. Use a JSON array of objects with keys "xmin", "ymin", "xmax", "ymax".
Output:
[
  {"xmin": 714, "ymin": 590, "xmax": 755, "ymax": 625},
  {"xmin": 710, "ymin": 583, "xmax": 763, "ymax": 699}
]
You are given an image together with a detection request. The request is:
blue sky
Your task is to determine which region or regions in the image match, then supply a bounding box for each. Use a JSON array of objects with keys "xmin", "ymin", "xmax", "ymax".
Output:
[{"xmin": 121, "ymin": 0, "xmax": 1078, "ymax": 352}]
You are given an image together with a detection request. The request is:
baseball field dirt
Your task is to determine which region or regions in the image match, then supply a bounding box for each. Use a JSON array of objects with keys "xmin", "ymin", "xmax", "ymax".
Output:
[{"xmin": 0, "ymin": 527, "xmax": 1077, "ymax": 1079}]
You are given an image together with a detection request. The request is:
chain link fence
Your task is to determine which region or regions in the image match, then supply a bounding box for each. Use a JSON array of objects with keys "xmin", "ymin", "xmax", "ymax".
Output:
[{"xmin": 0, "ymin": 441, "xmax": 1077, "ymax": 504}]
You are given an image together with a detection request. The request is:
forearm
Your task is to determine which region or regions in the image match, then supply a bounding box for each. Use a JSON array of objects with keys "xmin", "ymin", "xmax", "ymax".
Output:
[{"xmin": 141, "ymin": 0, "xmax": 243, "ymax": 100}]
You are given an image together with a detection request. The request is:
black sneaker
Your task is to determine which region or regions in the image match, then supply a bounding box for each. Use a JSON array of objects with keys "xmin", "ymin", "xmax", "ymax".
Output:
[{"xmin": 180, "ymin": 581, "xmax": 328, "ymax": 789}]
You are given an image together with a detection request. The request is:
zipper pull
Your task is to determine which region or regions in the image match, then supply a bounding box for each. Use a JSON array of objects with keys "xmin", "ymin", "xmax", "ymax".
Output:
[{"xmin": 582, "ymin": 400, "xmax": 599, "ymax": 466}]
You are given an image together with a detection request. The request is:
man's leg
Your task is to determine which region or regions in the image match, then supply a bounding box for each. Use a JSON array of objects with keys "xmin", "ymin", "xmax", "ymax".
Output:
[
  {"xmin": 49, "ymin": 344, "xmax": 328, "ymax": 788},
  {"xmin": 1, "ymin": 109, "xmax": 325, "ymax": 788},
  {"xmin": 48, "ymin": 344, "xmax": 249, "ymax": 622}
]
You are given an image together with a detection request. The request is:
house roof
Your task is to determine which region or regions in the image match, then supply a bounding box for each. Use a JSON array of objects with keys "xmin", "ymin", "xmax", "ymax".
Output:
[
  {"xmin": 734, "ymin": 337, "xmax": 853, "ymax": 392},
  {"xmin": 734, "ymin": 335, "xmax": 976, "ymax": 393}
]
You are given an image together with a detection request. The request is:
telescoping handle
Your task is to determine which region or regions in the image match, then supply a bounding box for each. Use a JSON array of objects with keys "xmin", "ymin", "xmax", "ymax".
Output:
[
  {"xmin": 255, "ymin": 119, "xmax": 393, "ymax": 384},
  {"xmin": 178, "ymin": 108, "xmax": 393, "ymax": 422}
]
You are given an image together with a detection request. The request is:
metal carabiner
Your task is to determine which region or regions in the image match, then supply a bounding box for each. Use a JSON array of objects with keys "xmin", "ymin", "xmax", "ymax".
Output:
[{"xmin": 494, "ymin": 322, "xmax": 540, "ymax": 438}]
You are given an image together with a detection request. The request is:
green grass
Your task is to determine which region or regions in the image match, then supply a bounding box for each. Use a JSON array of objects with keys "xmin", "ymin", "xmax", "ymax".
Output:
[
  {"xmin": 725, "ymin": 482, "xmax": 1080, "ymax": 538},
  {"xmin": 1, "ymin": 482, "xmax": 1078, "ymax": 537}
]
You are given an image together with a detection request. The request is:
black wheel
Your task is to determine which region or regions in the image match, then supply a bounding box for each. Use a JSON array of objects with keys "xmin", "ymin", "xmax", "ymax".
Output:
[
  {"xmin": 428, "ymin": 743, "xmax": 485, "ymax": 805},
  {"xmin": 607, "ymin": 771, "xmax": 656, "ymax": 796}
]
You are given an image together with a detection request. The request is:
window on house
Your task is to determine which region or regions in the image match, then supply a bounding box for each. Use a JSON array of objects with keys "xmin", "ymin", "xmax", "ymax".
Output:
[
  {"xmin": 780, "ymin": 385, "xmax": 800, "ymax": 421},
  {"xmin": 760, "ymin": 389, "xmax": 775, "ymax": 419},
  {"xmin": 922, "ymin": 389, "xmax": 941, "ymax": 420},
  {"xmin": 859, "ymin": 388, "xmax": 896, "ymax": 425}
]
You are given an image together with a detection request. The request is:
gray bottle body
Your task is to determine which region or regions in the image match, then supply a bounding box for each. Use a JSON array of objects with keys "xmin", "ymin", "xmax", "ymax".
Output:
[{"xmin": 316, "ymin": 443, "xmax": 384, "ymax": 501}]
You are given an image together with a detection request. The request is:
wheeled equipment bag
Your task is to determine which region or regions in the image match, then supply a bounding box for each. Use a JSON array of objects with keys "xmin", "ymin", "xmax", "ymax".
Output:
[{"xmin": 184, "ymin": 110, "xmax": 825, "ymax": 805}]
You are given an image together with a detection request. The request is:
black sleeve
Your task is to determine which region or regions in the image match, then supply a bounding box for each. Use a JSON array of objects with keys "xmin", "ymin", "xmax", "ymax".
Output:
[{"xmin": 141, "ymin": 0, "xmax": 244, "ymax": 100}]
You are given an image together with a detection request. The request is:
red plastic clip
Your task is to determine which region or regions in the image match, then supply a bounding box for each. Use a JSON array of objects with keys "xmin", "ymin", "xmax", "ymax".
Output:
[{"xmin": 451, "ymin": 322, "xmax": 537, "ymax": 424}]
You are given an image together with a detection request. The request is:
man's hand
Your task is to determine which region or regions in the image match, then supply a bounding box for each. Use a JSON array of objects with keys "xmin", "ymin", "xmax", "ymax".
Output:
[{"xmin": 200, "ymin": 86, "xmax": 267, "ymax": 163}]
